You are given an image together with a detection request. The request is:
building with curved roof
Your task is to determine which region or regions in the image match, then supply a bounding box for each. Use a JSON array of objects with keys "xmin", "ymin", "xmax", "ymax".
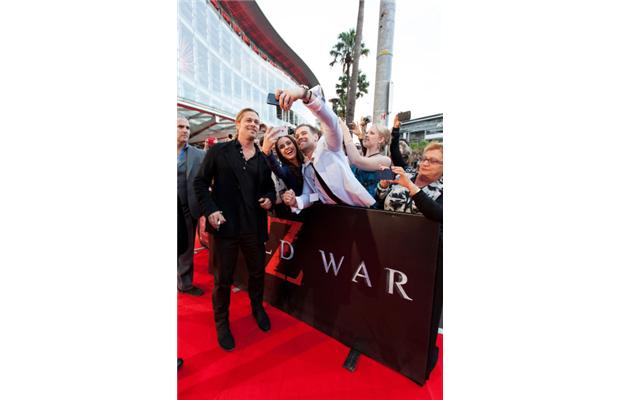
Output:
[{"xmin": 177, "ymin": 0, "xmax": 320, "ymax": 146}]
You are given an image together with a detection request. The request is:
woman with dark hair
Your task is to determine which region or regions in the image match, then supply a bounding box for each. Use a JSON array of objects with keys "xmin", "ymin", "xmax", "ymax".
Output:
[{"xmin": 261, "ymin": 128, "xmax": 305, "ymax": 196}]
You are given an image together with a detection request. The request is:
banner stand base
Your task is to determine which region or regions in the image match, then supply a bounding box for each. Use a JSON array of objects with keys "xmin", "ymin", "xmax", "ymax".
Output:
[{"xmin": 343, "ymin": 348, "xmax": 361, "ymax": 372}]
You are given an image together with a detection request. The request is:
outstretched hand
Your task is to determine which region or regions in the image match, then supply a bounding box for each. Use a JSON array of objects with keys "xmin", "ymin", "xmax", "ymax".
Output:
[
  {"xmin": 393, "ymin": 114, "xmax": 401, "ymax": 129},
  {"xmin": 261, "ymin": 126, "xmax": 278, "ymax": 155},
  {"xmin": 275, "ymin": 87, "xmax": 305, "ymax": 111},
  {"xmin": 387, "ymin": 166, "xmax": 419, "ymax": 195},
  {"xmin": 350, "ymin": 121, "xmax": 364, "ymax": 139}
]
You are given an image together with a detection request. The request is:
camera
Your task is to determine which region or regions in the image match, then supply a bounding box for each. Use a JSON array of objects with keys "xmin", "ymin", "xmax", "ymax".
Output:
[
  {"xmin": 362, "ymin": 116, "xmax": 371, "ymax": 124},
  {"xmin": 397, "ymin": 111, "xmax": 411, "ymax": 122}
]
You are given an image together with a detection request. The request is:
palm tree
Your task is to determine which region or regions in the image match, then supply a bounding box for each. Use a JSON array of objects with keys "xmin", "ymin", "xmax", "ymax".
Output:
[
  {"xmin": 329, "ymin": 27, "xmax": 370, "ymax": 119},
  {"xmin": 335, "ymin": 73, "xmax": 369, "ymax": 118},
  {"xmin": 346, "ymin": 0, "xmax": 366, "ymax": 125}
]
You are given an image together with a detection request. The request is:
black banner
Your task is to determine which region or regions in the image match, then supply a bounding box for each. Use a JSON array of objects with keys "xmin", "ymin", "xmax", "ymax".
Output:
[{"xmin": 234, "ymin": 204, "xmax": 442, "ymax": 385}]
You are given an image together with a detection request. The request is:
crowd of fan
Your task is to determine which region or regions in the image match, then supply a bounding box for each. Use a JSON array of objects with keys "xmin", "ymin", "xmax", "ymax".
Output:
[{"xmin": 188, "ymin": 89, "xmax": 442, "ymax": 224}]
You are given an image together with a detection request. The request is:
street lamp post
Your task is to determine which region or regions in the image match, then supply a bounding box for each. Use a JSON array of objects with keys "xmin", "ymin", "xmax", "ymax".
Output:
[{"xmin": 372, "ymin": 0, "xmax": 395, "ymax": 125}]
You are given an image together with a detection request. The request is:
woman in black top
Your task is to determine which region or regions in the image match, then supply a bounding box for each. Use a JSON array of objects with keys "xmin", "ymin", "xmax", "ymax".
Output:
[
  {"xmin": 261, "ymin": 128, "xmax": 305, "ymax": 195},
  {"xmin": 377, "ymin": 142, "xmax": 443, "ymax": 223},
  {"xmin": 389, "ymin": 114, "xmax": 416, "ymax": 173}
]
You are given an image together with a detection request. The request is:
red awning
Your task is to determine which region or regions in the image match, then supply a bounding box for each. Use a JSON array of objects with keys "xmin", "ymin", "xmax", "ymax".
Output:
[{"xmin": 218, "ymin": 0, "xmax": 320, "ymax": 87}]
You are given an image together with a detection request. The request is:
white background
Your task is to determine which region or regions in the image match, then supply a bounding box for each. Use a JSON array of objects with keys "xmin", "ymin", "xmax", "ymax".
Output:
[{"xmin": 1, "ymin": 0, "xmax": 619, "ymax": 398}]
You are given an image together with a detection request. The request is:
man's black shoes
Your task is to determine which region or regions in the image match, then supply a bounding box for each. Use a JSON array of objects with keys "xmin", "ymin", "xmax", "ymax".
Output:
[
  {"xmin": 252, "ymin": 306, "xmax": 271, "ymax": 332},
  {"xmin": 215, "ymin": 308, "xmax": 268, "ymax": 351},
  {"xmin": 179, "ymin": 286, "xmax": 204, "ymax": 296},
  {"xmin": 217, "ymin": 327, "xmax": 235, "ymax": 351}
]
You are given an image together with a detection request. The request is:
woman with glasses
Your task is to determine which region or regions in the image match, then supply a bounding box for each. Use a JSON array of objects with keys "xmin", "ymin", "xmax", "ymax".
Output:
[{"xmin": 376, "ymin": 142, "xmax": 443, "ymax": 222}]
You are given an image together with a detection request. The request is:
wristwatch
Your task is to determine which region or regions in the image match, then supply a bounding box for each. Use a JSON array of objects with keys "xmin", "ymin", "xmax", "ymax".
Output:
[{"xmin": 300, "ymin": 85, "xmax": 311, "ymax": 103}]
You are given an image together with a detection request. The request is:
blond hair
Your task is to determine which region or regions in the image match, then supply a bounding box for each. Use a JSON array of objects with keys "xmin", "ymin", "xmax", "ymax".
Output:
[
  {"xmin": 423, "ymin": 142, "xmax": 443, "ymax": 155},
  {"xmin": 235, "ymin": 107, "xmax": 259, "ymax": 123},
  {"xmin": 373, "ymin": 123, "xmax": 391, "ymax": 150}
]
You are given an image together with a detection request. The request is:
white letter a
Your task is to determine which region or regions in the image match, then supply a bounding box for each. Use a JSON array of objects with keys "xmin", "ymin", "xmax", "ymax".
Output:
[{"xmin": 352, "ymin": 261, "xmax": 372, "ymax": 287}]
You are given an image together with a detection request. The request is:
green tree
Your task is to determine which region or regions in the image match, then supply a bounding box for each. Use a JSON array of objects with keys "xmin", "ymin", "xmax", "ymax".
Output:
[
  {"xmin": 329, "ymin": 28, "xmax": 370, "ymax": 119},
  {"xmin": 410, "ymin": 140, "xmax": 429, "ymax": 154},
  {"xmin": 334, "ymin": 73, "xmax": 369, "ymax": 118}
]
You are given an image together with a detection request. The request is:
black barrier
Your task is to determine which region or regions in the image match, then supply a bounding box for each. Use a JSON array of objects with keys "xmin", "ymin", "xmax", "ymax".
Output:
[{"xmin": 231, "ymin": 203, "xmax": 442, "ymax": 385}]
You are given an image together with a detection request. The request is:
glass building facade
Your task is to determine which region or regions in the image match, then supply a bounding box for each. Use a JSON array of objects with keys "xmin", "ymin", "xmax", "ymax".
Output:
[{"xmin": 177, "ymin": 0, "xmax": 315, "ymax": 128}]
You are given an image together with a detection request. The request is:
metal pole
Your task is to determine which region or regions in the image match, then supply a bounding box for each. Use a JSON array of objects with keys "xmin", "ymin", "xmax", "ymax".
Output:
[{"xmin": 372, "ymin": 0, "xmax": 395, "ymax": 126}]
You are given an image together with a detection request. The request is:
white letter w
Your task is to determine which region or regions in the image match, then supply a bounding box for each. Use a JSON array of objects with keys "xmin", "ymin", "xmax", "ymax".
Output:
[{"xmin": 318, "ymin": 250, "xmax": 344, "ymax": 276}]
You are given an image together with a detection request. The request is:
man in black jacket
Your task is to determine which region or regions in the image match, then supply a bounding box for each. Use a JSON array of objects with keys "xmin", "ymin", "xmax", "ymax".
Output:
[{"xmin": 194, "ymin": 108, "xmax": 276, "ymax": 351}]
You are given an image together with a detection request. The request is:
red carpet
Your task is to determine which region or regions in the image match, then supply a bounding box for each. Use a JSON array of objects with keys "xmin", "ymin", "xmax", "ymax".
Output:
[{"xmin": 178, "ymin": 248, "xmax": 443, "ymax": 399}]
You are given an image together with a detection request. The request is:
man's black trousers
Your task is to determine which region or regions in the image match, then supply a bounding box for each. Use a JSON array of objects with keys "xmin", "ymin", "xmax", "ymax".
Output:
[{"xmin": 210, "ymin": 233, "xmax": 266, "ymax": 333}]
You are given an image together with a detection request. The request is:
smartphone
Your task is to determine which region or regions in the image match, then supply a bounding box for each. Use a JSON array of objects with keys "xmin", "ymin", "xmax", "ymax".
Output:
[
  {"xmin": 274, "ymin": 126, "xmax": 287, "ymax": 138},
  {"xmin": 376, "ymin": 169, "xmax": 396, "ymax": 180},
  {"xmin": 266, "ymin": 93, "xmax": 279, "ymax": 106},
  {"xmin": 397, "ymin": 111, "xmax": 411, "ymax": 121}
]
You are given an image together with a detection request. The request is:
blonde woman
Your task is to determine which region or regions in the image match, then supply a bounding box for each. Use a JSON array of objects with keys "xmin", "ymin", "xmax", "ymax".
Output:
[{"xmin": 340, "ymin": 119, "xmax": 392, "ymax": 197}]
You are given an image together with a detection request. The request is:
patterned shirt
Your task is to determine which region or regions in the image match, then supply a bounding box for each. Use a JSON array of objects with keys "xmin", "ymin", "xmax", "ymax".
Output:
[{"xmin": 376, "ymin": 171, "xmax": 443, "ymax": 215}]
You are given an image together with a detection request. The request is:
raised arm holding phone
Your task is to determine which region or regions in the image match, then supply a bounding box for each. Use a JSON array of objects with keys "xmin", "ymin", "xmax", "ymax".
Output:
[
  {"xmin": 389, "ymin": 113, "xmax": 416, "ymax": 172},
  {"xmin": 340, "ymin": 118, "xmax": 392, "ymax": 198},
  {"xmin": 275, "ymin": 85, "xmax": 376, "ymax": 212}
]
